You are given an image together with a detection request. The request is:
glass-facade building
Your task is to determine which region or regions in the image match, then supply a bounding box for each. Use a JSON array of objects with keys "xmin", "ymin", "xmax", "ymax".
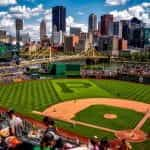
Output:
[
  {"xmin": 52, "ymin": 6, "xmax": 66, "ymax": 32},
  {"xmin": 144, "ymin": 28, "xmax": 150, "ymax": 47},
  {"xmin": 88, "ymin": 13, "xmax": 97, "ymax": 32}
]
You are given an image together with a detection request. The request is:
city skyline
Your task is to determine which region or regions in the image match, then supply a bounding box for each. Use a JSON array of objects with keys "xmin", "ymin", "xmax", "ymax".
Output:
[{"xmin": 0, "ymin": 0, "xmax": 149, "ymax": 40}]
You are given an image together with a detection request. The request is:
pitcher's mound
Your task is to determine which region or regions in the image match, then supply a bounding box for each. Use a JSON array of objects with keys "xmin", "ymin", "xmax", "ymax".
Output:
[
  {"xmin": 115, "ymin": 130, "xmax": 147, "ymax": 142},
  {"xmin": 104, "ymin": 114, "xmax": 117, "ymax": 119}
]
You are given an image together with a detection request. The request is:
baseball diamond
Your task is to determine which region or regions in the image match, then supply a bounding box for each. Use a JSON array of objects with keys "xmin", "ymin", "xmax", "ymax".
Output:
[{"xmin": 0, "ymin": 79, "xmax": 150, "ymax": 149}]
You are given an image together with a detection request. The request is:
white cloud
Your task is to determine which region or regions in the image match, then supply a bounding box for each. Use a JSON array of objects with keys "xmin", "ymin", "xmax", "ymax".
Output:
[
  {"xmin": 0, "ymin": 17, "xmax": 15, "ymax": 35},
  {"xmin": 44, "ymin": 8, "xmax": 52, "ymax": 21},
  {"xmin": 31, "ymin": 4, "xmax": 44, "ymax": 16},
  {"xmin": 23, "ymin": 24, "xmax": 40, "ymax": 41},
  {"xmin": 110, "ymin": 10, "xmax": 132, "ymax": 20},
  {"xmin": 128, "ymin": 5, "xmax": 144, "ymax": 18},
  {"xmin": 77, "ymin": 11, "xmax": 84, "ymax": 16},
  {"xmin": 66, "ymin": 16, "xmax": 88, "ymax": 33},
  {"xmin": 0, "ymin": 12, "xmax": 7, "ymax": 17},
  {"xmin": 9, "ymin": 4, "xmax": 44, "ymax": 19},
  {"xmin": 106, "ymin": 0, "xmax": 129, "ymax": 6},
  {"xmin": 0, "ymin": 0, "xmax": 16, "ymax": 5},
  {"xmin": 66, "ymin": 16, "xmax": 74, "ymax": 26},
  {"xmin": 142, "ymin": 2, "xmax": 150, "ymax": 7},
  {"xmin": 0, "ymin": 4, "xmax": 44, "ymax": 40},
  {"xmin": 0, "ymin": 17, "xmax": 14, "ymax": 27},
  {"xmin": 110, "ymin": 2, "xmax": 150, "ymax": 24}
]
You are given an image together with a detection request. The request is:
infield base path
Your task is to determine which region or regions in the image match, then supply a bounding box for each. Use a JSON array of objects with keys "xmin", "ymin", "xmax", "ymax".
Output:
[
  {"xmin": 39, "ymin": 98, "xmax": 150, "ymax": 121},
  {"xmin": 33, "ymin": 98, "xmax": 150, "ymax": 142}
]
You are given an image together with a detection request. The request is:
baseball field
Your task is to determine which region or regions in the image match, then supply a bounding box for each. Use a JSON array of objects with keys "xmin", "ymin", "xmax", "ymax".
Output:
[{"xmin": 0, "ymin": 79, "xmax": 149, "ymax": 149}]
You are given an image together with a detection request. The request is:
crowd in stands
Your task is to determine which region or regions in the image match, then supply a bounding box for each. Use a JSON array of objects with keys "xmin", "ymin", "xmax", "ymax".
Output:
[
  {"xmin": 0, "ymin": 110, "xmax": 82, "ymax": 150},
  {"xmin": 88, "ymin": 137, "xmax": 132, "ymax": 150},
  {"xmin": 0, "ymin": 110, "xmax": 133, "ymax": 150},
  {"xmin": 80, "ymin": 69, "xmax": 117, "ymax": 79},
  {"xmin": 0, "ymin": 74, "xmax": 30, "ymax": 84},
  {"xmin": 81, "ymin": 63, "xmax": 150, "ymax": 80},
  {"xmin": 118, "ymin": 64, "xmax": 150, "ymax": 76},
  {"xmin": 0, "ymin": 67, "xmax": 25, "ymax": 75},
  {"xmin": 0, "ymin": 66, "xmax": 30, "ymax": 84}
]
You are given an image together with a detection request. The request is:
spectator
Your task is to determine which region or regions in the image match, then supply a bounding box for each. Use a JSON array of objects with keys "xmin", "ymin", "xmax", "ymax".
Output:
[
  {"xmin": 36, "ymin": 132, "xmax": 55, "ymax": 150},
  {"xmin": 7, "ymin": 110, "xmax": 23, "ymax": 136},
  {"xmin": 118, "ymin": 139, "xmax": 132, "ymax": 150},
  {"xmin": 40, "ymin": 117, "xmax": 61, "ymax": 150},
  {"xmin": 99, "ymin": 138, "xmax": 111, "ymax": 150},
  {"xmin": 88, "ymin": 136, "xmax": 99, "ymax": 150},
  {"xmin": 43, "ymin": 117, "xmax": 57, "ymax": 133}
]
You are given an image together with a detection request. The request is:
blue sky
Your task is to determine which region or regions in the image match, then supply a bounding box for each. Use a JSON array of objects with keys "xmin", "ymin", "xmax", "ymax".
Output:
[{"xmin": 0, "ymin": 0, "xmax": 149, "ymax": 40}]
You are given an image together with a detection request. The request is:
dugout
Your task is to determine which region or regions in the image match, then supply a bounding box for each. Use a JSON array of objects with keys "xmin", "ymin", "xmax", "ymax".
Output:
[{"xmin": 48, "ymin": 63, "xmax": 80, "ymax": 78}]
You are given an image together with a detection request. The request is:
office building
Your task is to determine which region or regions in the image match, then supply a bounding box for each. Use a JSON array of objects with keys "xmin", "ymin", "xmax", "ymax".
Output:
[
  {"xmin": 52, "ymin": 30, "xmax": 63, "ymax": 46},
  {"xmin": 129, "ymin": 17, "xmax": 144, "ymax": 48},
  {"xmin": 88, "ymin": 13, "xmax": 97, "ymax": 32},
  {"xmin": 113, "ymin": 21, "xmax": 123, "ymax": 38},
  {"xmin": 64, "ymin": 36, "xmax": 74, "ymax": 53},
  {"xmin": 15, "ymin": 18, "xmax": 23, "ymax": 47},
  {"xmin": 52, "ymin": 6, "xmax": 66, "ymax": 32},
  {"xmin": 119, "ymin": 39, "xmax": 128, "ymax": 50},
  {"xmin": 143, "ymin": 27, "xmax": 150, "ymax": 49},
  {"xmin": 98, "ymin": 36, "xmax": 119, "ymax": 56},
  {"xmin": 70, "ymin": 27, "xmax": 81, "ymax": 36},
  {"xmin": 72, "ymin": 35, "xmax": 79, "ymax": 46},
  {"xmin": 101, "ymin": 14, "xmax": 113, "ymax": 35},
  {"xmin": 121, "ymin": 20, "xmax": 130, "ymax": 41},
  {"xmin": 40, "ymin": 19, "xmax": 47, "ymax": 41},
  {"xmin": 98, "ymin": 21, "xmax": 101, "ymax": 33}
]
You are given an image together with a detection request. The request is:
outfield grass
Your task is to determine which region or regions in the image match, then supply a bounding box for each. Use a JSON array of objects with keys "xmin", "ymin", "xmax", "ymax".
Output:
[
  {"xmin": 0, "ymin": 79, "xmax": 149, "ymax": 124},
  {"xmin": 0, "ymin": 79, "xmax": 150, "ymax": 149},
  {"xmin": 52, "ymin": 79, "xmax": 113, "ymax": 100},
  {"xmin": 73, "ymin": 105, "xmax": 149, "ymax": 132},
  {"xmin": 91, "ymin": 80, "xmax": 150, "ymax": 103}
]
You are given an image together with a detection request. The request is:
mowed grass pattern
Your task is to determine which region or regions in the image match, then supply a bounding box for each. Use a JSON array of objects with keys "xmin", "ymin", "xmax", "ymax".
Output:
[
  {"xmin": 0, "ymin": 79, "xmax": 149, "ymax": 115},
  {"xmin": 91, "ymin": 80, "xmax": 150, "ymax": 103},
  {"xmin": 52, "ymin": 79, "xmax": 113, "ymax": 100},
  {"xmin": 0, "ymin": 80, "xmax": 59, "ymax": 114}
]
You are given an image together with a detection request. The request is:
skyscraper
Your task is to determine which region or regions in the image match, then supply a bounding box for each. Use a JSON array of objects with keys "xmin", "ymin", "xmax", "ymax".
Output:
[
  {"xmin": 52, "ymin": 6, "xmax": 66, "ymax": 33},
  {"xmin": 98, "ymin": 21, "xmax": 101, "ymax": 33},
  {"xmin": 129, "ymin": 17, "xmax": 144, "ymax": 48},
  {"xmin": 40, "ymin": 19, "xmax": 46, "ymax": 41},
  {"xmin": 101, "ymin": 14, "xmax": 113, "ymax": 35},
  {"xmin": 121, "ymin": 20, "xmax": 130, "ymax": 40},
  {"xmin": 143, "ymin": 27, "xmax": 150, "ymax": 48},
  {"xmin": 88, "ymin": 13, "xmax": 97, "ymax": 32},
  {"xmin": 15, "ymin": 18, "xmax": 23, "ymax": 52},
  {"xmin": 113, "ymin": 21, "xmax": 123, "ymax": 38}
]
